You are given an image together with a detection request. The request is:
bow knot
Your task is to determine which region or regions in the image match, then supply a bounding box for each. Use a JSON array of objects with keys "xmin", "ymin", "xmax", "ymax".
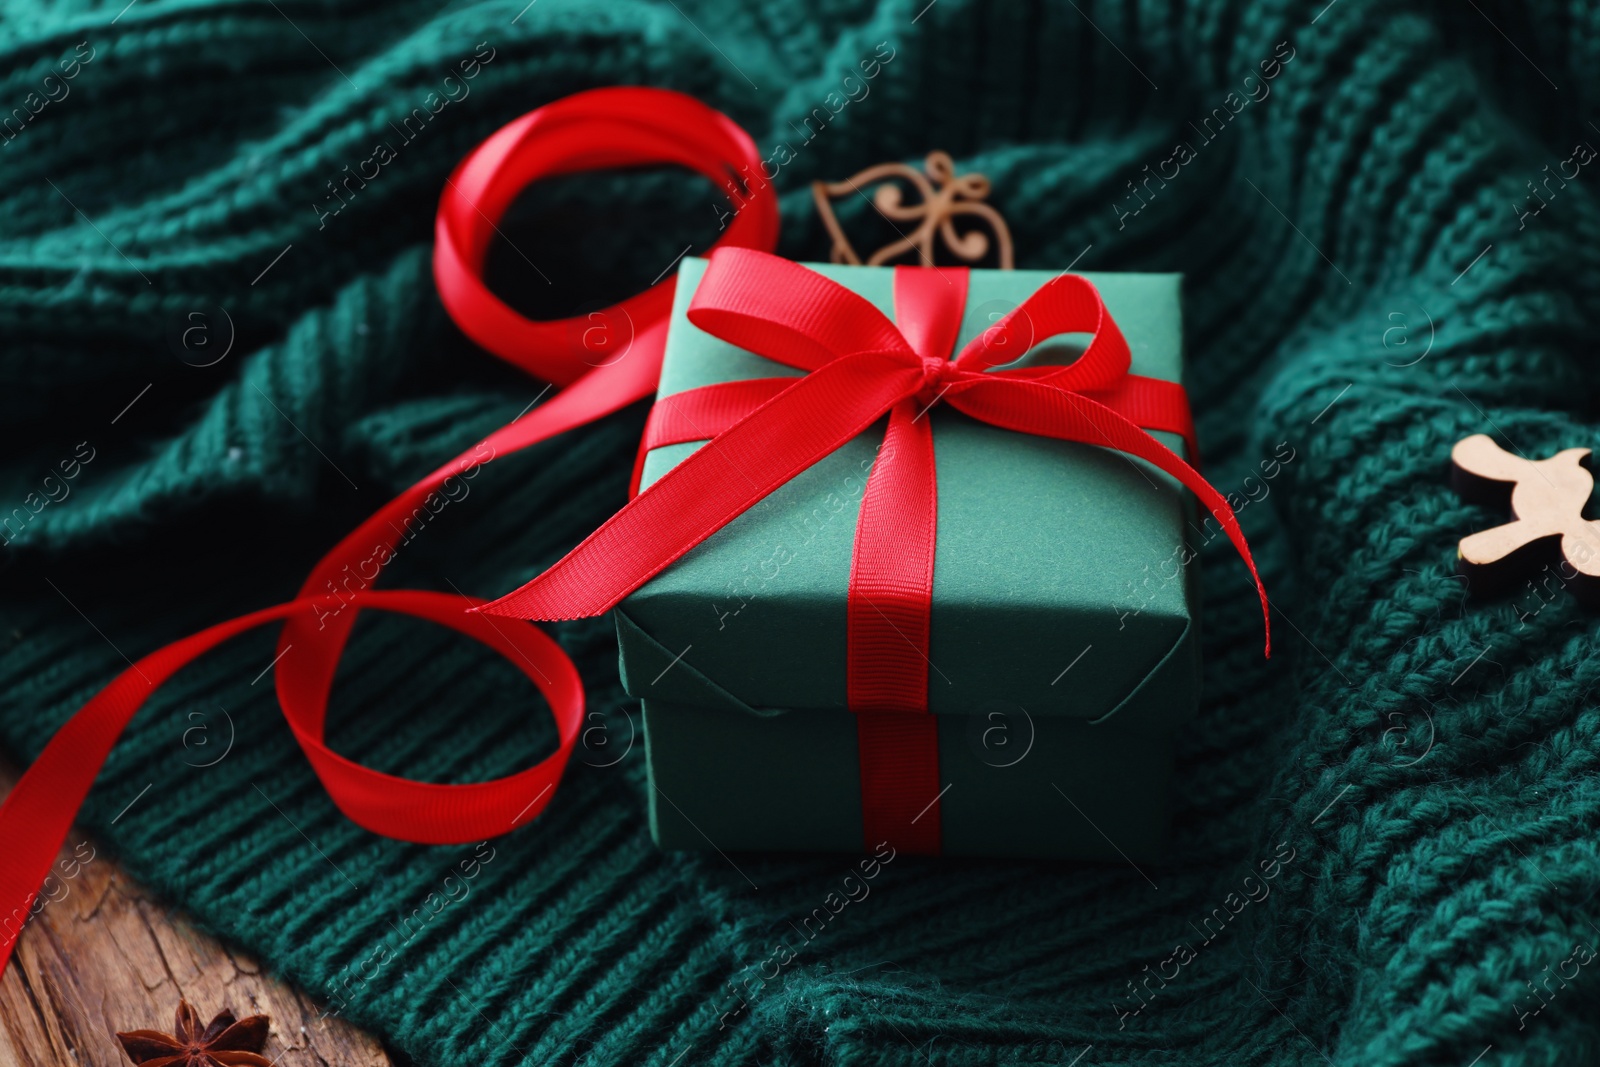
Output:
[{"xmin": 916, "ymin": 354, "xmax": 964, "ymax": 406}]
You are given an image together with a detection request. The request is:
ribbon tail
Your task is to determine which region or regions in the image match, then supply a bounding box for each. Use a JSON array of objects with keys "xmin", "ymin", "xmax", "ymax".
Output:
[
  {"xmin": 279, "ymin": 328, "xmax": 666, "ymax": 706},
  {"xmin": 0, "ymin": 602, "xmax": 304, "ymax": 980},
  {"xmin": 481, "ymin": 353, "xmax": 924, "ymax": 620},
  {"xmin": 629, "ymin": 375, "xmax": 791, "ymax": 497},
  {"xmin": 0, "ymin": 589, "xmax": 585, "ymax": 979},
  {"xmin": 951, "ymin": 379, "xmax": 1271, "ymax": 656},
  {"xmin": 1085, "ymin": 374, "xmax": 1200, "ymax": 468}
]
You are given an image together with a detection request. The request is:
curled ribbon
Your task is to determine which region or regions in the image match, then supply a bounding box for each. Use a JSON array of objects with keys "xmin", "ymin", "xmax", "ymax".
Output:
[{"xmin": 0, "ymin": 86, "xmax": 778, "ymax": 977}]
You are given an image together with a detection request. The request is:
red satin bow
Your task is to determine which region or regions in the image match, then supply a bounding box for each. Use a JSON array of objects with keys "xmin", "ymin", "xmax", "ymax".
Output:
[
  {"xmin": 482, "ymin": 249, "xmax": 1271, "ymax": 852},
  {"xmin": 483, "ymin": 248, "xmax": 1271, "ymax": 629}
]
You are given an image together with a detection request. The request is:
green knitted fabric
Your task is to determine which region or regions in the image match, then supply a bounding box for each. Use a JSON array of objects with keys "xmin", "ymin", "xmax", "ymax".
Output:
[{"xmin": 3, "ymin": 0, "xmax": 1599, "ymax": 1063}]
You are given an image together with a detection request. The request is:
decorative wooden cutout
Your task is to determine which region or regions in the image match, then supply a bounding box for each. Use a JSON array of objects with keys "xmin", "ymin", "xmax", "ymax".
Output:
[
  {"xmin": 812, "ymin": 151, "xmax": 1014, "ymax": 269},
  {"xmin": 1451, "ymin": 433, "xmax": 1600, "ymax": 598}
]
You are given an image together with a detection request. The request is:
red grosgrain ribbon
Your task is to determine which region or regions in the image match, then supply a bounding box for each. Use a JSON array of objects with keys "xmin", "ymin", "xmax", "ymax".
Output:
[
  {"xmin": 484, "ymin": 248, "xmax": 1273, "ymax": 851},
  {"xmin": 0, "ymin": 87, "xmax": 778, "ymax": 977},
  {"xmin": 842, "ymin": 267, "xmax": 964, "ymax": 854}
]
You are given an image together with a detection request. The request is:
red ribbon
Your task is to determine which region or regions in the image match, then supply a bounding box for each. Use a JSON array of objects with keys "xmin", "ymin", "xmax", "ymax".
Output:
[
  {"xmin": 0, "ymin": 86, "xmax": 777, "ymax": 976},
  {"xmin": 481, "ymin": 249, "xmax": 1271, "ymax": 852},
  {"xmin": 0, "ymin": 85, "xmax": 1267, "ymax": 975}
]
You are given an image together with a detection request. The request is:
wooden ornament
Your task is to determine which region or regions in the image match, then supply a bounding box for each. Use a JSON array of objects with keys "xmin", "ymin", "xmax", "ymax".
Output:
[
  {"xmin": 812, "ymin": 151, "xmax": 1014, "ymax": 270},
  {"xmin": 1451, "ymin": 433, "xmax": 1600, "ymax": 598}
]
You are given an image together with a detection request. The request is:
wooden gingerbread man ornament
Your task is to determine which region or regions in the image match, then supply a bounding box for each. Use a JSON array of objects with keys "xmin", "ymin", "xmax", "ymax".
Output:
[{"xmin": 1451, "ymin": 433, "xmax": 1600, "ymax": 598}]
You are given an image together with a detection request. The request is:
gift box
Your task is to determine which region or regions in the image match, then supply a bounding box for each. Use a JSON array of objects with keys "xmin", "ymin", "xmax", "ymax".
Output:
[{"xmin": 616, "ymin": 256, "xmax": 1203, "ymax": 860}]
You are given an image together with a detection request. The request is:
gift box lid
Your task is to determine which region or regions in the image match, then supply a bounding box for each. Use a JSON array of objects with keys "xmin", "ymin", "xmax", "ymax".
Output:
[{"xmin": 616, "ymin": 258, "xmax": 1198, "ymax": 732}]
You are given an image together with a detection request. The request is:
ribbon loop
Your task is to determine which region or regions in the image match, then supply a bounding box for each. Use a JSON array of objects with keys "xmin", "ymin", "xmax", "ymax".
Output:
[
  {"xmin": 687, "ymin": 248, "xmax": 916, "ymax": 371},
  {"xmin": 436, "ymin": 88, "xmax": 777, "ymax": 384},
  {"xmin": 955, "ymin": 273, "xmax": 1130, "ymax": 394}
]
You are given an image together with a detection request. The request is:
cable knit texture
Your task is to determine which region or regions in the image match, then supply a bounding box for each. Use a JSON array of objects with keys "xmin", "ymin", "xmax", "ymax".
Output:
[{"xmin": 2, "ymin": 0, "xmax": 1597, "ymax": 1064}]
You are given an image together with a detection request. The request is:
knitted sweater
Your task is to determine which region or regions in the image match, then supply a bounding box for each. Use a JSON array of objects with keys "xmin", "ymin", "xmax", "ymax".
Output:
[{"xmin": 3, "ymin": 0, "xmax": 1598, "ymax": 1064}]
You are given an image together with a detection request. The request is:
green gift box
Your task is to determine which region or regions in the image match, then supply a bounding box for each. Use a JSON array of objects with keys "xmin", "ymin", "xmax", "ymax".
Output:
[{"xmin": 617, "ymin": 258, "xmax": 1198, "ymax": 860}]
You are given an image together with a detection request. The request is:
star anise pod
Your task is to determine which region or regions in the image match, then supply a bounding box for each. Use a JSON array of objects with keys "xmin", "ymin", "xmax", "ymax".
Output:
[{"xmin": 116, "ymin": 999, "xmax": 271, "ymax": 1067}]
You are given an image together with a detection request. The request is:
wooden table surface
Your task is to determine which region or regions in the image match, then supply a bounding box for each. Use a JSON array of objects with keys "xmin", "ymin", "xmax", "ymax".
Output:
[{"xmin": 0, "ymin": 763, "xmax": 393, "ymax": 1067}]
